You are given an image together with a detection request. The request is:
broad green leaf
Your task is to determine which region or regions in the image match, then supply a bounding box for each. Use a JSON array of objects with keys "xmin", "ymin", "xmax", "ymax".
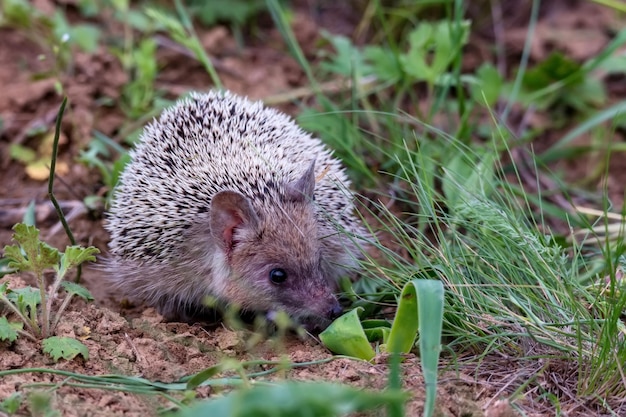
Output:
[
  {"xmin": 60, "ymin": 282, "xmax": 94, "ymax": 301},
  {"xmin": 173, "ymin": 381, "xmax": 407, "ymax": 417},
  {"xmin": 319, "ymin": 307, "xmax": 375, "ymax": 361},
  {"xmin": 400, "ymin": 24, "xmax": 436, "ymax": 83},
  {"xmin": 361, "ymin": 319, "xmax": 391, "ymax": 343},
  {"xmin": 0, "ymin": 316, "xmax": 20, "ymax": 342},
  {"xmin": 42, "ymin": 336, "xmax": 89, "ymax": 362}
]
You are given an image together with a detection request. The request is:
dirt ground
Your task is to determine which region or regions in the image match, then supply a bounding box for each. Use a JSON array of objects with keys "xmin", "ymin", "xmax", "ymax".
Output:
[{"xmin": 1, "ymin": 1, "xmax": 625, "ymax": 416}]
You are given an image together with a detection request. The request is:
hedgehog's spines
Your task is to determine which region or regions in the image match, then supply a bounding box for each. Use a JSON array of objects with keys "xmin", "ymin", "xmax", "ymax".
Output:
[{"xmin": 105, "ymin": 91, "xmax": 365, "ymax": 327}]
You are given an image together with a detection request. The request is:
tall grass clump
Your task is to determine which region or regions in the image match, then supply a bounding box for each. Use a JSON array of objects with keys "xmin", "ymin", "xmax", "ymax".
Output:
[
  {"xmin": 348, "ymin": 120, "xmax": 626, "ymax": 409},
  {"xmin": 265, "ymin": 0, "xmax": 626, "ymax": 409}
]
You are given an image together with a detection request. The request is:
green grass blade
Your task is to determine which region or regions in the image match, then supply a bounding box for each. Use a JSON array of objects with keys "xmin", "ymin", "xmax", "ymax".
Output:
[
  {"xmin": 539, "ymin": 100, "xmax": 626, "ymax": 162},
  {"xmin": 385, "ymin": 279, "xmax": 443, "ymax": 417}
]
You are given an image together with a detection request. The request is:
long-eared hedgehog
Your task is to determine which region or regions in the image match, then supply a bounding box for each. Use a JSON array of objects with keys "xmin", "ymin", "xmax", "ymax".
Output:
[{"xmin": 105, "ymin": 91, "xmax": 365, "ymax": 330}]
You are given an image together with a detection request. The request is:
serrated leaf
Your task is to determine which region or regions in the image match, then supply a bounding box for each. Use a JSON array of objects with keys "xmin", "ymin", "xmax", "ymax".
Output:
[
  {"xmin": 4, "ymin": 224, "xmax": 61, "ymax": 273},
  {"xmin": 0, "ymin": 316, "xmax": 20, "ymax": 342},
  {"xmin": 2, "ymin": 245, "xmax": 29, "ymax": 272},
  {"xmin": 60, "ymin": 281, "xmax": 94, "ymax": 301},
  {"xmin": 42, "ymin": 336, "xmax": 89, "ymax": 362},
  {"xmin": 57, "ymin": 246, "xmax": 99, "ymax": 278}
]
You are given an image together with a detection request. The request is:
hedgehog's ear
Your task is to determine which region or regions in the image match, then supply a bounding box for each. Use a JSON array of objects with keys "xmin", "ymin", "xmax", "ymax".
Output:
[
  {"xmin": 210, "ymin": 191, "xmax": 259, "ymax": 254},
  {"xmin": 286, "ymin": 160, "xmax": 315, "ymax": 202}
]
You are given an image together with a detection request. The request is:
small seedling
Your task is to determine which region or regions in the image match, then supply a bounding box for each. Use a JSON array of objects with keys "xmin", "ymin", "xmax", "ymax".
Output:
[{"xmin": 0, "ymin": 223, "xmax": 97, "ymax": 361}]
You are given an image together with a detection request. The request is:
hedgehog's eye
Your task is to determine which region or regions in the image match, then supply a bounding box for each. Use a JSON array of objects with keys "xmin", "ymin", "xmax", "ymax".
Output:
[{"xmin": 269, "ymin": 268, "xmax": 287, "ymax": 284}]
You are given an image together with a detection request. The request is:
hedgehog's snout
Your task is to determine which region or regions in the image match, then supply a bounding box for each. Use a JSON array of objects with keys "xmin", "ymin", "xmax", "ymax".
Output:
[{"xmin": 329, "ymin": 302, "xmax": 343, "ymax": 319}]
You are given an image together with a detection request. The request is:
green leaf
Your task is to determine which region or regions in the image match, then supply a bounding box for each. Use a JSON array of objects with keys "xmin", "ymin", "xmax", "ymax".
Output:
[
  {"xmin": 364, "ymin": 45, "xmax": 403, "ymax": 83},
  {"xmin": 145, "ymin": 8, "xmax": 185, "ymax": 38},
  {"xmin": 320, "ymin": 32, "xmax": 371, "ymax": 77},
  {"xmin": 522, "ymin": 52, "xmax": 583, "ymax": 91},
  {"xmin": 0, "ymin": 392, "xmax": 23, "ymax": 414},
  {"xmin": 399, "ymin": 20, "xmax": 470, "ymax": 84},
  {"xmin": 27, "ymin": 391, "xmax": 61, "ymax": 417},
  {"xmin": 42, "ymin": 336, "xmax": 89, "ymax": 362},
  {"xmin": 190, "ymin": 0, "xmax": 265, "ymax": 26},
  {"xmin": 186, "ymin": 360, "xmax": 242, "ymax": 390},
  {"xmin": 69, "ymin": 24, "xmax": 101, "ymax": 53},
  {"xmin": 173, "ymin": 381, "xmax": 407, "ymax": 417},
  {"xmin": 23, "ymin": 200, "xmax": 36, "ymax": 226},
  {"xmin": 7, "ymin": 286, "xmax": 41, "ymax": 317},
  {"xmin": 60, "ymin": 282, "xmax": 94, "ymax": 301},
  {"xmin": 0, "ymin": 316, "xmax": 20, "ymax": 342},
  {"xmin": 319, "ymin": 307, "xmax": 375, "ymax": 361},
  {"xmin": 567, "ymin": 78, "xmax": 606, "ymax": 111},
  {"xmin": 4, "ymin": 223, "xmax": 61, "ymax": 273},
  {"xmin": 471, "ymin": 63, "xmax": 503, "ymax": 107},
  {"xmin": 1, "ymin": 0, "xmax": 33, "ymax": 27},
  {"xmin": 57, "ymin": 246, "xmax": 99, "ymax": 278},
  {"xmin": 9, "ymin": 143, "xmax": 37, "ymax": 163},
  {"xmin": 0, "ymin": 257, "xmax": 15, "ymax": 277}
]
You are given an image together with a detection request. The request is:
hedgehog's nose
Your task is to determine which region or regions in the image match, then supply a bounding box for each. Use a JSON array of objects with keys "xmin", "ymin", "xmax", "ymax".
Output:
[{"xmin": 328, "ymin": 302, "xmax": 343, "ymax": 319}]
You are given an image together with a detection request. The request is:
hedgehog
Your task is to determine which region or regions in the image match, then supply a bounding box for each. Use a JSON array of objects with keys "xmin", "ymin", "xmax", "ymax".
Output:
[{"xmin": 105, "ymin": 91, "xmax": 366, "ymax": 330}]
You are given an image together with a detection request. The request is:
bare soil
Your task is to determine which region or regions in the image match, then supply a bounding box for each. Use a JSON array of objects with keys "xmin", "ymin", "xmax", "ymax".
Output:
[{"xmin": 1, "ymin": 1, "xmax": 624, "ymax": 416}]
